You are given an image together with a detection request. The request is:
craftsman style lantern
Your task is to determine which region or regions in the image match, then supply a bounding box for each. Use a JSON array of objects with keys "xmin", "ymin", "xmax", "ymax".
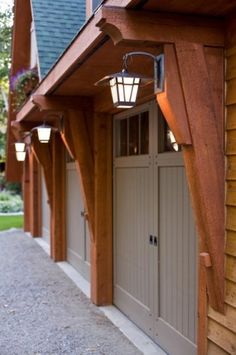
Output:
[
  {"xmin": 16, "ymin": 151, "xmax": 26, "ymax": 161},
  {"xmin": 96, "ymin": 51, "xmax": 164, "ymax": 108},
  {"xmin": 35, "ymin": 122, "xmax": 52, "ymax": 143},
  {"xmin": 14, "ymin": 141, "xmax": 26, "ymax": 161},
  {"xmin": 14, "ymin": 142, "xmax": 26, "ymax": 152},
  {"xmin": 98, "ymin": 70, "xmax": 143, "ymax": 108}
]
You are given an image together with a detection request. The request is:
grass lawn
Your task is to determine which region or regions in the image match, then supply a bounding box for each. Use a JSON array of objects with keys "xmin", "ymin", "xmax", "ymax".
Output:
[{"xmin": 0, "ymin": 215, "xmax": 23, "ymax": 231}]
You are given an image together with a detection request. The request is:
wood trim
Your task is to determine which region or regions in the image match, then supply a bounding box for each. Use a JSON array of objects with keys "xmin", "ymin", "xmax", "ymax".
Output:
[
  {"xmin": 51, "ymin": 133, "xmax": 66, "ymax": 261},
  {"xmin": 62, "ymin": 110, "xmax": 95, "ymax": 241},
  {"xmin": 157, "ymin": 44, "xmax": 192, "ymax": 145},
  {"xmin": 96, "ymin": 7, "xmax": 224, "ymax": 46},
  {"xmin": 31, "ymin": 134, "xmax": 53, "ymax": 209},
  {"xmin": 32, "ymin": 95, "xmax": 92, "ymax": 112},
  {"xmin": 91, "ymin": 112, "xmax": 113, "ymax": 305},
  {"xmin": 198, "ymin": 254, "xmax": 208, "ymax": 355},
  {"xmin": 29, "ymin": 150, "xmax": 42, "ymax": 237}
]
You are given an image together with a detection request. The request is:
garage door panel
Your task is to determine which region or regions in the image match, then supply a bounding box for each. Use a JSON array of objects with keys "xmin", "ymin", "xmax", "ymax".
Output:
[{"xmin": 158, "ymin": 166, "xmax": 197, "ymax": 348}]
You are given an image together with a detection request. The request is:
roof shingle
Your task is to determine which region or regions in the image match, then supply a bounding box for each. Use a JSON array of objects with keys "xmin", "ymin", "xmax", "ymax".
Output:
[{"xmin": 31, "ymin": 0, "xmax": 86, "ymax": 78}]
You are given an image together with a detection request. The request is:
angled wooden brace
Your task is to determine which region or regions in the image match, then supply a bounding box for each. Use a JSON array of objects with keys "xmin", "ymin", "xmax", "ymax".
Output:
[{"xmin": 157, "ymin": 43, "xmax": 225, "ymax": 313}]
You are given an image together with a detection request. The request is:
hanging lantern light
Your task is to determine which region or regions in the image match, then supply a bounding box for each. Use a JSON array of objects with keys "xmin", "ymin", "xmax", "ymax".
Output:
[
  {"xmin": 36, "ymin": 123, "xmax": 52, "ymax": 143},
  {"xmin": 14, "ymin": 142, "xmax": 26, "ymax": 152},
  {"xmin": 16, "ymin": 151, "xmax": 26, "ymax": 161},
  {"xmin": 95, "ymin": 51, "xmax": 164, "ymax": 109},
  {"xmin": 96, "ymin": 70, "xmax": 143, "ymax": 108}
]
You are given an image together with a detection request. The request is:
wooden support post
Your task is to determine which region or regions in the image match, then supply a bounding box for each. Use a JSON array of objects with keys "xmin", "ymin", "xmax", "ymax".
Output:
[
  {"xmin": 198, "ymin": 253, "xmax": 208, "ymax": 355},
  {"xmin": 31, "ymin": 134, "xmax": 53, "ymax": 210},
  {"xmin": 157, "ymin": 43, "xmax": 225, "ymax": 313},
  {"xmin": 28, "ymin": 150, "xmax": 41, "ymax": 237},
  {"xmin": 62, "ymin": 110, "xmax": 95, "ymax": 241},
  {"xmin": 23, "ymin": 152, "xmax": 30, "ymax": 232},
  {"xmin": 51, "ymin": 133, "xmax": 66, "ymax": 261},
  {"xmin": 91, "ymin": 112, "xmax": 113, "ymax": 305}
]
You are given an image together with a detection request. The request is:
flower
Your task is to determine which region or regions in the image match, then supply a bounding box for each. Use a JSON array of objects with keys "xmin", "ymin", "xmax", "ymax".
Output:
[{"xmin": 10, "ymin": 68, "xmax": 39, "ymax": 111}]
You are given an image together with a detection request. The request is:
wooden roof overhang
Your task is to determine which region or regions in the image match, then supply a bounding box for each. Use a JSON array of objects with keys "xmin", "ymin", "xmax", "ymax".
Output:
[{"xmin": 12, "ymin": 3, "xmax": 226, "ymax": 313}]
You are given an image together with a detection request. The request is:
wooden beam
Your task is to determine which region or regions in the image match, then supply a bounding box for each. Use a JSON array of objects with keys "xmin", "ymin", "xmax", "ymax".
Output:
[
  {"xmin": 157, "ymin": 42, "xmax": 225, "ymax": 313},
  {"xmin": 29, "ymin": 150, "xmax": 42, "ymax": 237},
  {"xmin": 157, "ymin": 44, "xmax": 192, "ymax": 145},
  {"xmin": 51, "ymin": 133, "xmax": 66, "ymax": 261},
  {"xmin": 91, "ymin": 112, "xmax": 113, "ymax": 305},
  {"xmin": 60, "ymin": 117, "xmax": 76, "ymax": 159},
  {"xmin": 31, "ymin": 95, "xmax": 92, "ymax": 112},
  {"xmin": 62, "ymin": 110, "xmax": 95, "ymax": 241},
  {"xmin": 96, "ymin": 7, "xmax": 224, "ymax": 46},
  {"xmin": 31, "ymin": 133, "xmax": 53, "ymax": 209}
]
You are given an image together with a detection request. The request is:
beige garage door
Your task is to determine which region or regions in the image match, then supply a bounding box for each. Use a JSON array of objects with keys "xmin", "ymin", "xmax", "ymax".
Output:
[
  {"xmin": 113, "ymin": 102, "xmax": 197, "ymax": 355},
  {"xmin": 66, "ymin": 162, "xmax": 90, "ymax": 281}
]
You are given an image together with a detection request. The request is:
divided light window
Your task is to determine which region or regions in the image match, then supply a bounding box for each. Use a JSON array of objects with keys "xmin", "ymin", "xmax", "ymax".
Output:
[{"xmin": 115, "ymin": 111, "xmax": 149, "ymax": 157}]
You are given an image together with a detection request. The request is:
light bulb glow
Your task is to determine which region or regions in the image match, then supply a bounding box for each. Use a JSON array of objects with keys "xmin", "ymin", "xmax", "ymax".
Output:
[
  {"xmin": 37, "ymin": 126, "xmax": 51, "ymax": 143},
  {"xmin": 14, "ymin": 142, "xmax": 26, "ymax": 152},
  {"xmin": 16, "ymin": 151, "xmax": 26, "ymax": 161}
]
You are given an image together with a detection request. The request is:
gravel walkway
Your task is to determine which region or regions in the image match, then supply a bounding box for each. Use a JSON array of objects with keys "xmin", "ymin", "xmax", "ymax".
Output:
[{"xmin": 0, "ymin": 229, "xmax": 141, "ymax": 355}]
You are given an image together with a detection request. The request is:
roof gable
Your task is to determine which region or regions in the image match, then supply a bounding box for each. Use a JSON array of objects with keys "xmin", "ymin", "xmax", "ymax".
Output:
[{"xmin": 31, "ymin": 0, "xmax": 86, "ymax": 78}]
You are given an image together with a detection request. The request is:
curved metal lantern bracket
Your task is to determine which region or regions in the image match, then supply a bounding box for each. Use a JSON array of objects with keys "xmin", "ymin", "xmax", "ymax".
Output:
[{"xmin": 122, "ymin": 51, "xmax": 164, "ymax": 94}]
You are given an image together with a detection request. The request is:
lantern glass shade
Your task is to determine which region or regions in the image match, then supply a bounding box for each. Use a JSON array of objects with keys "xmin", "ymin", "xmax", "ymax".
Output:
[
  {"xmin": 14, "ymin": 142, "xmax": 25, "ymax": 152},
  {"xmin": 37, "ymin": 126, "xmax": 51, "ymax": 143},
  {"xmin": 16, "ymin": 151, "xmax": 26, "ymax": 161},
  {"xmin": 109, "ymin": 72, "xmax": 141, "ymax": 108}
]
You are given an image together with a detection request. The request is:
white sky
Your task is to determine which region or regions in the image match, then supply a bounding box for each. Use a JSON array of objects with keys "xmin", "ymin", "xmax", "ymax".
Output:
[{"xmin": 0, "ymin": 0, "xmax": 13, "ymax": 11}]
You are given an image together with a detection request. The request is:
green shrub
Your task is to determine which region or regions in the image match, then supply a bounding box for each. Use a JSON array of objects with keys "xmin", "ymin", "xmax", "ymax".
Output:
[{"xmin": 0, "ymin": 191, "xmax": 23, "ymax": 212}]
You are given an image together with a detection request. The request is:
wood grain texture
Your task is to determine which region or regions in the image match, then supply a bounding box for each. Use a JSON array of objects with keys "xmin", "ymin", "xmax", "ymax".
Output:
[
  {"xmin": 51, "ymin": 133, "xmax": 66, "ymax": 261},
  {"xmin": 175, "ymin": 41, "xmax": 224, "ymax": 312},
  {"xmin": 208, "ymin": 340, "xmax": 230, "ymax": 355},
  {"xmin": 5, "ymin": 0, "xmax": 32, "ymax": 181},
  {"xmin": 157, "ymin": 42, "xmax": 224, "ymax": 313},
  {"xmin": 31, "ymin": 134, "xmax": 53, "ymax": 209},
  {"xmin": 157, "ymin": 44, "xmax": 192, "ymax": 145},
  {"xmin": 208, "ymin": 305, "xmax": 236, "ymax": 334},
  {"xmin": 29, "ymin": 151, "xmax": 42, "ymax": 237},
  {"xmin": 208, "ymin": 318, "xmax": 236, "ymax": 354},
  {"xmin": 226, "ymin": 105, "xmax": 236, "ymax": 130},
  {"xmin": 226, "ymin": 231, "xmax": 236, "ymax": 257},
  {"xmin": 96, "ymin": 7, "xmax": 224, "ymax": 46},
  {"xmin": 91, "ymin": 112, "xmax": 113, "ymax": 305},
  {"xmin": 227, "ymin": 155, "xmax": 236, "ymax": 181},
  {"xmin": 65, "ymin": 110, "xmax": 95, "ymax": 242}
]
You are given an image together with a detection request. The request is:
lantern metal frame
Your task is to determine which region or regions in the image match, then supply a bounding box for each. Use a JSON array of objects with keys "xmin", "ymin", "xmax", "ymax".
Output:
[
  {"xmin": 95, "ymin": 51, "xmax": 164, "ymax": 108},
  {"xmin": 31, "ymin": 121, "xmax": 59, "ymax": 143}
]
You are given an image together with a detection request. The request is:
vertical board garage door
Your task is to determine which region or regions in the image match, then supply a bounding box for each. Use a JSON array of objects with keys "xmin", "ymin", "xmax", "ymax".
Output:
[
  {"xmin": 113, "ymin": 102, "xmax": 197, "ymax": 355},
  {"xmin": 66, "ymin": 162, "xmax": 90, "ymax": 281}
]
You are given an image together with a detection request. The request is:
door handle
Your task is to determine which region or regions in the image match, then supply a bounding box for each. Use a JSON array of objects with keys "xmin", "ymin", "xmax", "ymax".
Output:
[
  {"xmin": 153, "ymin": 236, "xmax": 158, "ymax": 247},
  {"xmin": 81, "ymin": 210, "xmax": 88, "ymax": 220},
  {"xmin": 149, "ymin": 235, "xmax": 153, "ymax": 245}
]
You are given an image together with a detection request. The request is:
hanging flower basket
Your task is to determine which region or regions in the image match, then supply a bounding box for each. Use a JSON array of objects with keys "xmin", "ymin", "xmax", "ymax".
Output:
[{"xmin": 10, "ymin": 68, "xmax": 39, "ymax": 111}]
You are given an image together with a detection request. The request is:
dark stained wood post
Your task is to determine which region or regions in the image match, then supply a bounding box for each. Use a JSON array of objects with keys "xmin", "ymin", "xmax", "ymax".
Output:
[
  {"xmin": 29, "ymin": 150, "xmax": 41, "ymax": 237},
  {"xmin": 31, "ymin": 136, "xmax": 53, "ymax": 210},
  {"xmin": 51, "ymin": 133, "xmax": 66, "ymax": 261},
  {"xmin": 63, "ymin": 110, "xmax": 95, "ymax": 241},
  {"xmin": 23, "ymin": 151, "xmax": 30, "ymax": 232},
  {"xmin": 91, "ymin": 112, "xmax": 113, "ymax": 305}
]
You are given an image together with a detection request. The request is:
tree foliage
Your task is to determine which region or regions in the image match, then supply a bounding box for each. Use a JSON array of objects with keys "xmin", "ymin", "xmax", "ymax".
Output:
[{"xmin": 0, "ymin": 5, "xmax": 12, "ymax": 161}]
